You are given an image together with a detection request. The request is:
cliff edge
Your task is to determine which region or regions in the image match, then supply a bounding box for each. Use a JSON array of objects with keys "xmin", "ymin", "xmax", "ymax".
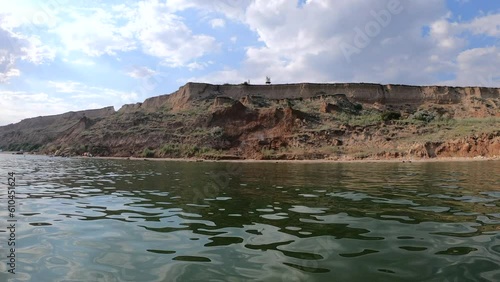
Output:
[{"xmin": 120, "ymin": 82, "xmax": 500, "ymax": 116}]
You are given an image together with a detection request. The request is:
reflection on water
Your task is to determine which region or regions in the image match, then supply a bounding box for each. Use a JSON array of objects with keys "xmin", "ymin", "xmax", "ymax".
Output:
[{"xmin": 0, "ymin": 154, "xmax": 499, "ymax": 281}]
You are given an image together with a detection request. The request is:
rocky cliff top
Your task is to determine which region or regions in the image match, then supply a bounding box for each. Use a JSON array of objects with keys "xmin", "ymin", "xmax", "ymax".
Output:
[{"xmin": 119, "ymin": 82, "xmax": 500, "ymax": 113}]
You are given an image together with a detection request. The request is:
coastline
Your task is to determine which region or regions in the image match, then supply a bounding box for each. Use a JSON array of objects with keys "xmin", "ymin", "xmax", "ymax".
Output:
[
  {"xmin": 87, "ymin": 155, "xmax": 500, "ymax": 164},
  {"xmin": 2, "ymin": 151, "xmax": 498, "ymax": 163},
  {"xmin": 1, "ymin": 81, "xmax": 498, "ymax": 167}
]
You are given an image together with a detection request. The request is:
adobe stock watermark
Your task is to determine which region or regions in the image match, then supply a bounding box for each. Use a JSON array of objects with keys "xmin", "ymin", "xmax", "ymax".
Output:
[
  {"xmin": 22, "ymin": 0, "xmax": 99, "ymax": 28},
  {"xmin": 15, "ymin": 0, "xmax": 70, "ymax": 34},
  {"xmin": 191, "ymin": 162, "xmax": 242, "ymax": 204},
  {"xmin": 340, "ymin": 0, "xmax": 404, "ymax": 63}
]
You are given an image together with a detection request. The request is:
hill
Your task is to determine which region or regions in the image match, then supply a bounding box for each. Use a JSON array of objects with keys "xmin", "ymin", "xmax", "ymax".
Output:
[{"xmin": 0, "ymin": 82, "xmax": 499, "ymax": 160}]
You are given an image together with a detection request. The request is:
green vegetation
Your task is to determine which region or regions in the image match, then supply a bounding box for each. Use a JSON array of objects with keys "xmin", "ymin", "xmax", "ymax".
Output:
[
  {"xmin": 6, "ymin": 143, "xmax": 42, "ymax": 152},
  {"xmin": 336, "ymin": 111, "xmax": 382, "ymax": 126},
  {"xmin": 210, "ymin": 126, "xmax": 224, "ymax": 138},
  {"xmin": 261, "ymin": 148, "xmax": 276, "ymax": 159},
  {"xmin": 381, "ymin": 111, "xmax": 401, "ymax": 121},
  {"xmin": 160, "ymin": 143, "xmax": 178, "ymax": 155},
  {"xmin": 159, "ymin": 143, "xmax": 213, "ymax": 158},
  {"xmin": 411, "ymin": 110, "xmax": 436, "ymax": 122},
  {"xmin": 142, "ymin": 148, "xmax": 155, "ymax": 158}
]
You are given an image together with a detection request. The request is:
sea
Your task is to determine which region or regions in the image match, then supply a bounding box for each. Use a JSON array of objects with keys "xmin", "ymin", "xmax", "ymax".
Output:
[{"xmin": 0, "ymin": 153, "xmax": 499, "ymax": 281}]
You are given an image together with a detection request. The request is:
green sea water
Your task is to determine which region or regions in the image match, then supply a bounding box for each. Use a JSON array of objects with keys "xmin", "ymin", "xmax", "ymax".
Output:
[{"xmin": 0, "ymin": 154, "xmax": 499, "ymax": 281}]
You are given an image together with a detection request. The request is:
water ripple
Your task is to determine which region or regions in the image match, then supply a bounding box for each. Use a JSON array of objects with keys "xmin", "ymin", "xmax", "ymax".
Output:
[{"xmin": 0, "ymin": 154, "xmax": 498, "ymax": 281}]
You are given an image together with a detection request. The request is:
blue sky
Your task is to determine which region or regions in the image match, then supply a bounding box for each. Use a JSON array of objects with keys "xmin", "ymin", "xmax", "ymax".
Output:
[{"xmin": 0, "ymin": 0, "xmax": 499, "ymax": 125}]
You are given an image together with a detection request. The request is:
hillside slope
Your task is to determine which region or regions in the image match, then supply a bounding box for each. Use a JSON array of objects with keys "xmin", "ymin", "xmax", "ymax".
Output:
[
  {"xmin": 0, "ymin": 82, "xmax": 499, "ymax": 160},
  {"xmin": 0, "ymin": 107, "xmax": 115, "ymax": 152}
]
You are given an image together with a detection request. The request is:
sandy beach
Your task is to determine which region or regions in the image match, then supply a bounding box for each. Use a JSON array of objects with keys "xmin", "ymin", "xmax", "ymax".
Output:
[{"xmin": 86, "ymin": 155, "xmax": 500, "ymax": 164}]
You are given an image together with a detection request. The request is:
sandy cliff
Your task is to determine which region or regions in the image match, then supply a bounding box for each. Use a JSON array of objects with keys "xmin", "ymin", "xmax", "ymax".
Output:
[
  {"xmin": 1, "ymin": 82, "xmax": 499, "ymax": 159},
  {"xmin": 118, "ymin": 82, "xmax": 499, "ymax": 110}
]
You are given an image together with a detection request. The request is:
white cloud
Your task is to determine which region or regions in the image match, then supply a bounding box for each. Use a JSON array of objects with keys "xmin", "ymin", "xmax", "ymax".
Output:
[
  {"xmin": 186, "ymin": 0, "xmax": 456, "ymax": 85},
  {"xmin": 187, "ymin": 61, "xmax": 212, "ymax": 71},
  {"xmin": 185, "ymin": 0, "xmax": 499, "ymax": 87},
  {"xmin": 48, "ymin": 81, "xmax": 84, "ymax": 93},
  {"xmin": 454, "ymin": 46, "xmax": 500, "ymax": 87},
  {"xmin": 429, "ymin": 18, "xmax": 465, "ymax": 49},
  {"xmin": 0, "ymin": 91, "xmax": 80, "ymax": 125},
  {"xmin": 42, "ymin": 80, "xmax": 140, "ymax": 118},
  {"xmin": 210, "ymin": 18, "xmax": 225, "ymax": 28},
  {"xmin": 130, "ymin": 0, "xmax": 218, "ymax": 67},
  {"xmin": 0, "ymin": 14, "xmax": 55, "ymax": 83},
  {"xmin": 462, "ymin": 14, "xmax": 500, "ymax": 37},
  {"xmin": 63, "ymin": 58, "xmax": 95, "ymax": 66},
  {"xmin": 163, "ymin": 0, "xmax": 251, "ymax": 20},
  {"xmin": 48, "ymin": 1, "xmax": 219, "ymax": 67},
  {"xmin": 0, "ymin": 49, "xmax": 20, "ymax": 82},
  {"xmin": 126, "ymin": 66, "xmax": 157, "ymax": 78},
  {"xmin": 52, "ymin": 7, "xmax": 136, "ymax": 57},
  {"xmin": 187, "ymin": 68, "xmax": 243, "ymax": 84},
  {"xmin": 0, "ymin": 89, "xmax": 130, "ymax": 125}
]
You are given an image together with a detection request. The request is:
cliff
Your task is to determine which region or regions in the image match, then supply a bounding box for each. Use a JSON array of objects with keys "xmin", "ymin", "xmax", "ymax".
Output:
[
  {"xmin": 119, "ymin": 82, "xmax": 500, "ymax": 114},
  {"xmin": 1, "ymin": 82, "xmax": 499, "ymax": 160},
  {"xmin": 0, "ymin": 107, "xmax": 115, "ymax": 151}
]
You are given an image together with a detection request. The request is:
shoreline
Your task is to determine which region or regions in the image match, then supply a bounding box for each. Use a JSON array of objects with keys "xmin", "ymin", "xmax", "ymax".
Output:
[
  {"xmin": 2, "ymin": 152, "xmax": 499, "ymax": 163},
  {"xmin": 87, "ymin": 155, "xmax": 500, "ymax": 164}
]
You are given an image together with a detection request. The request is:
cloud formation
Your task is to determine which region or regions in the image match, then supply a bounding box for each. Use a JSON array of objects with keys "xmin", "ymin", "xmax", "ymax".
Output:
[{"xmin": 0, "ymin": 14, "xmax": 55, "ymax": 83}]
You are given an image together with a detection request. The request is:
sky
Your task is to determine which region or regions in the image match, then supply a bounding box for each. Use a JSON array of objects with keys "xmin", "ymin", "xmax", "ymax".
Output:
[{"xmin": 0, "ymin": 0, "xmax": 499, "ymax": 125}]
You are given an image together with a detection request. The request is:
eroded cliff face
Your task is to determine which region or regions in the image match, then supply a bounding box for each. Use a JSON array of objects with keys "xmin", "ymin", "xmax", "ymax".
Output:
[
  {"xmin": 408, "ymin": 132, "xmax": 500, "ymax": 158},
  {"xmin": 119, "ymin": 82, "xmax": 500, "ymax": 115},
  {"xmin": 1, "ymin": 82, "xmax": 499, "ymax": 160}
]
